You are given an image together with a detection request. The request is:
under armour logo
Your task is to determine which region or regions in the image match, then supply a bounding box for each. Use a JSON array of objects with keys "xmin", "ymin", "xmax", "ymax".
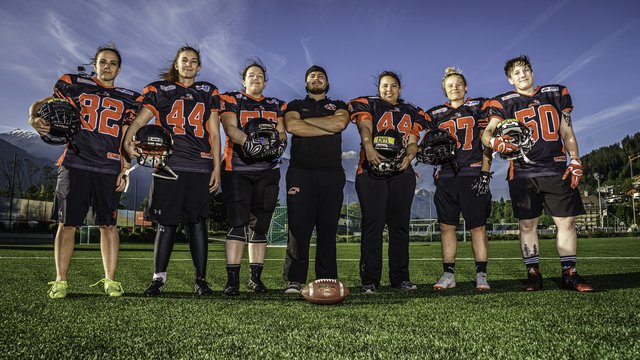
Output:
[{"xmin": 154, "ymin": 209, "xmax": 162, "ymax": 214}]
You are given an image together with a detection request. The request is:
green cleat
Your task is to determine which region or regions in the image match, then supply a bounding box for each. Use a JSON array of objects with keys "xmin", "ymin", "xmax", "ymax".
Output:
[
  {"xmin": 91, "ymin": 278, "xmax": 125, "ymax": 297},
  {"xmin": 47, "ymin": 281, "xmax": 68, "ymax": 299}
]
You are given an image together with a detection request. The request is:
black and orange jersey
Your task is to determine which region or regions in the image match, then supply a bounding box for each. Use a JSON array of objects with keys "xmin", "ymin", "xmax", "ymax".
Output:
[
  {"xmin": 490, "ymin": 84, "xmax": 572, "ymax": 179},
  {"xmin": 219, "ymin": 91, "xmax": 287, "ymax": 172},
  {"xmin": 425, "ymin": 98, "xmax": 490, "ymax": 178},
  {"xmin": 142, "ymin": 80, "xmax": 220, "ymax": 174},
  {"xmin": 53, "ymin": 74, "xmax": 141, "ymax": 174},
  {"xmin": 348, "ymin": 96, "xmax": 425, "ymax": 175}
]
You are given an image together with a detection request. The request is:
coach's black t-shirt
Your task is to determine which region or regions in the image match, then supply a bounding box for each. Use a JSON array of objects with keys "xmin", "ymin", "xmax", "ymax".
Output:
[{"xmin": 284, "ymin": 95, "xmax": 347, "ymax": 171}]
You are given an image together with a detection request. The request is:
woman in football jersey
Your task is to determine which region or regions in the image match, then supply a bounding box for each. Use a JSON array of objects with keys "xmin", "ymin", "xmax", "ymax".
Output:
[
  {"xmin": 218, "ymin": 58, "xmax": 287, "ymax": 295},
  {"xmin": 29, "ymin": 43, "xmax": 139, "ymax": 299},
  {"xmin": 124, "ymin": 46, "xmax": 221, "ymax": 297},
  {"xmin": 424, "ymin": 68, "xmax": 493, "ymax": 291},
  {"xmin": 348, "ymin": 71, "xmax": 423, "ymax": 293}
]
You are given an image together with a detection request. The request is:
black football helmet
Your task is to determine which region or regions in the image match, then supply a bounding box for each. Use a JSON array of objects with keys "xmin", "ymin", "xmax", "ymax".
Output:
[
  {"xmin": 416, "ymin": 128, "xmax": 458, "ymax": 165},
  {"xmin": 242, "ymin": 117, "xmax": 280, "ymax": 159},
  {"xmin": 369, "ymin": 129, "xmax": 406, "ymax": 176},
  {"xmin": 494, "ymin": 119, "xmax": 535, "ymax": 163},
  {"xmin": 134, "ymin": 125, "xmax": 173, "ymax": 168},
  {"xmin": 37, "ymin": 99, "xmax": 81, "ymax": 146}
]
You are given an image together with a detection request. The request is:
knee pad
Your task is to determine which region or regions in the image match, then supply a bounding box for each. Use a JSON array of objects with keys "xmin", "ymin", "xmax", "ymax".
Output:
[
  {"xmin": 249, "ymin": 231, "xmax": 267, "ymax": 244},
  {"xmin": 227, "ymin": 226, "xmax": 248, "ymax": 242}
]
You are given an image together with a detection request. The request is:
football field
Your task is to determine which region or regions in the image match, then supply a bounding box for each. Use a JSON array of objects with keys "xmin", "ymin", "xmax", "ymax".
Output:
[{"xmin": 1, "ymin": 237, "xmax": 639, "ymax": 359}]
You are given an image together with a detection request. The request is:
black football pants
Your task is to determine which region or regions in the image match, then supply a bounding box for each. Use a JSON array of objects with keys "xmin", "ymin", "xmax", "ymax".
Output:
[
  {"xmin": 356, "ymin": 170, "xmax": 416, "ymax": 287},
  {"xmin": 283, "ymin": 168, "xmax": 345, "ymax": 283}
]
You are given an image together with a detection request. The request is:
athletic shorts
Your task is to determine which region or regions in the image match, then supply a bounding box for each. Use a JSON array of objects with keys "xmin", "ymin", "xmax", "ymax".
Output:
[
  {"xmin": 51, "ymin": 166, "xmax": 120, "ymax": 226},
  {"xmin": 434, "ymin": 176, "xmax": 491, "ymax": 229},
  {"xmin": 509, "ymin": 175, "xmax": 585, "ymax": 219},
  {"xmin": 146, "ymin": 171, "xmax": 211, "ymax": 226},
  {"xmin": 221, "ymin": 168, "xmax": 280, "ymax": 234}
]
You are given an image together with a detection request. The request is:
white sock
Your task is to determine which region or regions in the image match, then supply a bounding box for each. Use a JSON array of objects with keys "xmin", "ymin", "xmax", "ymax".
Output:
[{"xmin": 153, "ymin": 272, "xmax": 167, "ymax": 283}]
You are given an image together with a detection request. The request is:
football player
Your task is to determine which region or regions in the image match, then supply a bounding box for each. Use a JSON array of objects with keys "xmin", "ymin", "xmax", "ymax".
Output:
[
  {"xmin": 425, "ymin": 68, "xmax": 493, "ymax": 291},
  {"xmin": 482, "ymin": 55, "xmax": 593, "ymax": 292},
  {"xmin": 28, "ymin": 43, "xmax": 140, "ymax": 298},
  {"xmin": 282, "ymin": 65, "xmax": 350, "ymax": 294},
  {"xmin": 348, "ymin": 71, "xmax": 424, "ymax": 293},
  {"xmin": 219, "ymin": 58, "xmax": 287, "ymax": 295},
  {"xmin": 124, "ymin": 46, "xmax": 221, "ymax": 296}
]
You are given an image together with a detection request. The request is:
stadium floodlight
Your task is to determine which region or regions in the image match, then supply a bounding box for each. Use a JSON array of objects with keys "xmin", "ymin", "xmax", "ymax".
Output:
[
  {"xmin": 593, "ymin": 172, "xmax": 603, "ymax": 229},
  {"xmin": 630, "ymin": 154, "xmax": 640, "ymax": 228}
]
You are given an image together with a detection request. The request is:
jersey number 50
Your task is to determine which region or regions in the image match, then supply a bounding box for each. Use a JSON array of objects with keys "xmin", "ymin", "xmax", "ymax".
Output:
[{"xmin": 515, "ymin": 104, "xmax": 560, "ymax": 142}]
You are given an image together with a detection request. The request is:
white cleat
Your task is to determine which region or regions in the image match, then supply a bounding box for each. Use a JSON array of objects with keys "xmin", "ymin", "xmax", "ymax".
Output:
[
  {"xmin": 433, "ymin": 273, "xmax": 456, "ymax": 290},
  {"xmin": 475, "ymin": 272, "xmax": 491, "ymax": 291}
]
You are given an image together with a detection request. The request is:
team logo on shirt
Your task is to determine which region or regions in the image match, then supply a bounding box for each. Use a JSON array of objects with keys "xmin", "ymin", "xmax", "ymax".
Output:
[
  {"xmin": 432, "ymin": 107, "xmax": 448, "ymax": 115},
  {"xmin": 161, "ymin": 85, "xmax": 176, "ymax": 91},
  {"xmin": 77, "ymin": 77, "xmax": 94, "ymax": 85},
  {"xmin": 501, "ymin": 93, "xmax": 520, "ymax": 101},
  {"xmin": 106, "ymin": 152, "xmax": 121, "ymax": 160},
  {"xmin": 266, "ymin": 99, "xmax": 278, "ymax": 105},
  {"xmin": 541, "ymin": 86, "xmax": 559, "ymax": 93},
  {"xmin": 528, "ymin": 99, "xmax": 541, "ymax": 107},
  {"xmin": 195, "ymin": 84, "xmax": 210, "ymax": 92},
  {"xmin": 324, "ymin": 104, "xmax": 336, "ymax": 111},
  {"xmin": 464, "ymin": 100, "xmax": 480, "ymax": 107},
  {"xmin": 181, "ymin": 93, "xmax": 194, "ymax": 101},
  {"xmin": 116, "ymin": 88, "xmax": 134, "ymax": 96}
]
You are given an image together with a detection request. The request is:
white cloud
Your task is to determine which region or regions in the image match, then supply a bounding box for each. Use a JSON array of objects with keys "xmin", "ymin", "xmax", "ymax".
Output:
[
  {"xmin": 342, "ymin": 150, "xmax": 358, "ymax": 159},
  {"xmin": 574, "ymin": 95, "xmax": 640, "ymax": 133},
  {"xmin": 552, "ymin": 20, "xmax": 640, "ymax": 83}
]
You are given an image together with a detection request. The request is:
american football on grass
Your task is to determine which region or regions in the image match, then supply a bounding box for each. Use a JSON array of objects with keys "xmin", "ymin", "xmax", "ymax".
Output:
[{"xmin": 301, "ymin": 279, "xmax": 349, "ymax": 305}]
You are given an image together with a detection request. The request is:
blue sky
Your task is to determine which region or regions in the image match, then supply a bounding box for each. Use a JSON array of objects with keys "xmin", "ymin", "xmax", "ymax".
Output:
[{"xmin": 2, "ymin": 0, "xmax": 640, "ymax": 196}]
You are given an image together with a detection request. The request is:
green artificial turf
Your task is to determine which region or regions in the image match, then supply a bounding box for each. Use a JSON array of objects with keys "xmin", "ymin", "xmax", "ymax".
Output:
[{"xmin": 0, "ymin": 238, "xmax": 638, "ymax": 359}]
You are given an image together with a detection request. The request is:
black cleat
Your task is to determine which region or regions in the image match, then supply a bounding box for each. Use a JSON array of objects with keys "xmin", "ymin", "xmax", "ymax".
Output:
[
  {"xmin": 144, "ymin": 278, "xmax": 165, "ymax": 297},
  {"xmin": 194, "ymin": 277, "xmax": 214, "ymax": 296},
  {"xmin": 224, "ymin": 265, "xmax": 240, "ymax": 296},
  {"xmin": 561, "ymin": 267, "xmax": 595, "ymax": 292},
  {"xmin": 248, "ymin": 264, "xmax": 268, "ymax": 293},
  {"xmin": 524, "ymin": 267, "xmax": 543, "ymax": 291}
]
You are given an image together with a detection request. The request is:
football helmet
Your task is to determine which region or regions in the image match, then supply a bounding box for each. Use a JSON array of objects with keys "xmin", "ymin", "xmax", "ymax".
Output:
[
  {"xmin": 369, "ymin": 129, "xmax": 406, "ymax": 176},
  {"xmin": 242, "ymin": 117, "xmax": 280, "ymax": 159},
  {"xmin": 37, "ymin": 99, "xmax": 80, "ymax": 146},
  {"xmin": 131, "ymin": 125, "xmax": 177, "ymax": 180},
  {"xmin": 494, "ymin": 119, "xmax": 535, "ymax": 163},
  {"xmin": 416, "ymin": 128, "xmax": 457, "ymax": 165}
]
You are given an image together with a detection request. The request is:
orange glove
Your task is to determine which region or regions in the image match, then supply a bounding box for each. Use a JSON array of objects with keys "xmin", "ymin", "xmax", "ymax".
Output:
[
  {"xmin": 562, "ymin": 158, "xmax": 583, "ymax": 189},
  {"xmin": 489, "ymin": 135, "xmax": 519, "ymax": 154}
]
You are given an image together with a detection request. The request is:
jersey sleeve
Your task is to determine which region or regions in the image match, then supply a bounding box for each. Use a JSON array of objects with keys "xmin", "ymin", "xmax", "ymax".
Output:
[
  {"xmin": 52, "ymin": 74, "xmax": 76, "ymax": 103},
  {"xmin": 219, "ymin": 93, "xmax": 239, "ymax": 117},
  {"xmin": 210, "ymin": 86, "xmax": 221, "ymax": 113},
  {"xmin": 478, "ymin": 98, "xmax": 491, "ymax": 129},
  {"xmin": 122, "ymin": 92, "xmax": 142, "ymax": 127},
  {"xmin": 278, "ymin": 100, "xmax": 287, "ymax": 119},
  {"xmin": 560, "ymin": 86, "xmax": 573, "ymax": 114},
  {"xmin": 489, "ymin": 97, "xmax": 507, "ymax": 122},
  {"xmin": 348, "ymin": 97, "xmax": 372, "ymax": 123},
  {"xmin": 141, "ymin": 84, "xmax": 162, "ymax": 121},
  {"xmin": 410, "ymin": 106, "xmax": 426, "ymax": 137}
]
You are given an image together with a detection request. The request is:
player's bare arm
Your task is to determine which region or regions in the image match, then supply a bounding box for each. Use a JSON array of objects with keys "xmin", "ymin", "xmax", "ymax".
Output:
[
  {"xmin": 221, "ymin": 113, "xmax": 248, "ymax": 145},
  {"xmin": 357, "ymin": 118, "xmax": 384, "ymax": 165},
  {"xmin": 123, "ymin": 107, "xmax": 154, "ymax": 158},
  {"xmin": 28, "ymin": 96, "xmax": 54, "ymax": 136},
  {"xmin": 284, "ymin": 110, "xmax": 333, "ymax": 137},
  {"xmin": 481, "ymin": 117, "xmax": 501, "ymax": 148},
  {"xmin": 207, "ymin": 112, "xmax": 221, "ymax": 192},
  {"xmin": 399, "ymin": 133, "xmax": 418, "ymax": 171},
  {"xmin": 115, "ymin": 124, "xmax": 131, "ymax": 193}
]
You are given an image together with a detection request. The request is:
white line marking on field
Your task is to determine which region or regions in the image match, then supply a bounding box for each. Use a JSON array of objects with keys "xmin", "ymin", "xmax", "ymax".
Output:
[{"xmin": 1, "ymin": 256, "xmax": 639, "ymax": 261}]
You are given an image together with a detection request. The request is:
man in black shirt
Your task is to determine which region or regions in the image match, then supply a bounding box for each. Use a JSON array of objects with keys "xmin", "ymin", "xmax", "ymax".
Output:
[{"xmin": 282, "ymin": 65, "xmax": 350, "ymax": 293}]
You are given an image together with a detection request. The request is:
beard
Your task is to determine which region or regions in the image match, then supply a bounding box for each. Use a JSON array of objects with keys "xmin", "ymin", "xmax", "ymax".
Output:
[{"xmin": 306, "ymin": 83, "xmax": 327, "ymax": 95}]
